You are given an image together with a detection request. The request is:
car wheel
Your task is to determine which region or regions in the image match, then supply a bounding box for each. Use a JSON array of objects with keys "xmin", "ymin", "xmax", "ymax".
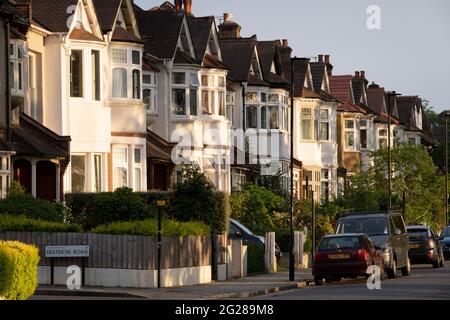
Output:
[
  {"xmin": 387, "ymin": 258, "xmax": 397, "ymax": 279},
  {"xmin": 433, "ymin": 257, "xmax": 439, "ymax": 268},
  {"xmin": 314, "ymin": 276, "xmax": 323, "ymax": 286},
  {"xmin": 401, "ymin": 257, "xmax": 411, "ymax": 276}
]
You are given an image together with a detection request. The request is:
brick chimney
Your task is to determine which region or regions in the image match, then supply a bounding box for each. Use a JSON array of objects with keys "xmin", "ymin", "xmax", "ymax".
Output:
[
  {"xmin": 282, "ymin": 39, "xmax": 289, "ymax": 47},
  {"xmin": 275, "ymin": 39, "xmax": 281, "ymax": 46},
  {"xmin": 355, "ymin": 71, "xmax": 360, "ymax": 78},
  {"xmin": 318, "ymin": 54, "xmax": 324, "ymax": 62},
  {"xmin": 218, "ymin": 13, "xmax": 241, "ymax": 39},
  {"xmin": 174, "ymin": 0, "xmax": 182, "ymax": 11},
  {"xmin": 360, "ymin": 71, "xmax": 365, "ymax": 78},
  {"xmin": 183, "ymin": 0, "xmax": 192, "ymax": 15}
]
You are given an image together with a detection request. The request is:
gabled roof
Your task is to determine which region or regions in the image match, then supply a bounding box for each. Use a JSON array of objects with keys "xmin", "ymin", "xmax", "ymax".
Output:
[
  {"xmin": 330, "ymin": 75, "xmax": 354, "ymax": 103},
  {"xmin": 309, "ymin": 62, "xmax": 327, "ymax": 93},
  {"xmin": 352, "ymin": 76, "xmax": 368, "ymax": 105},
  {"xmin": 396, "ymin": 96, "xmax": 422, "ymax": 130},
  {"xmin": 147, "ymin": 130, "xmax": 176, "ymax": 163},
  {"xmin": 367, "ymin": 83, "xmax": 387, "ymax": 116},
  {"xmin": 32, "ymin": 0, "xmax": 78, "ymax": 32},
  {"xmin": 69, "ymin": 26, "xmax": 103, "ymax": 42},
  {"xmin": 111, "ymin": 26, "xmax": 143, "ymax": 43},
  {"xmin": 93, "ymin": 0, "xmax": 121, "ymax": 33},
  {"xmin": 257, "ymin": 41, "xmax": 289, "ymax": 89},
  {"xmin": 220, "ymin": 36, "xmax": 266, "ymax": 85},
  {"xmin": 292, "ymin": 58, "xmax": 310, "ymax": 98},
  {"xmin": 337, "ymin": 101, "xmax": 367, "ymax": 114},
  {"xmin": 279, "ymin": 45, "xmax": 293, "ymax": 85},
  {"xmin": 136, "ymin": 9, "xmax": 185, "ymax": 59},
  {"xmin": 187, "ymin": 16, "xmax": 214, "ymax": 63}
]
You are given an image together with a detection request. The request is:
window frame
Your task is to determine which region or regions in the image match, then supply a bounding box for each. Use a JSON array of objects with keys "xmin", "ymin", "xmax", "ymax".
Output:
[
  {"xmin": 110, "ymin": 47, "xmax": 142, "ymax": 101},
  {"xmin": 143, "ymin": 72, "xmax": 157, "ymax": 113},
  {"xmin": 344, "ymin": 119, "xmax": 357, "ymax": 151}
]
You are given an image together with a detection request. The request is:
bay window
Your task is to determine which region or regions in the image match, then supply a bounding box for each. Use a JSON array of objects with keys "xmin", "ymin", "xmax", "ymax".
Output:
[
  {"xmin": 173, "ymin": 72, "xmax": 186, "ymax": 84},
  {"xmin": 134, "ymin": 147, "xmax": 142, "ymax": 191},
  {"xmin": 226, "ymin": 92, "xmax": 235, "ymax": 124},
  {"xmin": 201, "ymin": 90, "xmax": 214, "ymax": 115},
  {"xmin": 246, "ymin": 106, "xmax": 257, "ymax": 129},
  {"xmin": 319, "ymin": 109, "xmax": 329, "ymax": 141},
  {"xmin": 261, "ymin": 106, "xmax": 267, "ymax": 129},
  {"xmin": 269, "ymin": 106, "xmax": 279, "ymax": 129},
  {"xmin": 132, "ymin": 69, "xmax": 141, "ymax": 99},
  {"xmin": 10, "ymin": 41, "xmax": 25, "ymax": 95},
  {"xmin": 218, "ymin": 91, "xmax": 226, "ymax": 116},
  {"xmin": 301, "ymin": 108, "xmax": 312, "ymax": 140},
  {"xmin": 344, "ymin": 119, "xmax": 356, "ymax": 151},
  {"xmin": 172, "ymin": 88, "xmax": 186, "ymax": 115},
  {"xmin": 268, "ymin": 94, "xmax": 279, "ymax": 103},
  {"xmin": 378, "ymin": 129, "xmax": 388, "ymax": 149},
  {"xmin": 112, "ymin": 68, "xmax": 127, "ymax": 98},
  {"xmin": 71, "ymin": 155, "xmax": 86, "ymax": 192},
  {"xmin": 113, "ymin": 146, "xmax": 128, "ymax": 190},
  {"xmin": 360, "ymin": 120, "xmax": 367, "ymax": 149},
  {"xmin": 246, "ymin": 92, "xmax": 258, "ymax": 103},
  {"xmin": 70, "ymin": 50, "xmax": 83, "ymax": 97},
  {"xmin": 93, "ymin": 154, "xmax": 102, "ymax": 192},
  {"xmin": 190, "ymin": 89, "xmax": 198, "ymax": 115},
  {"xmin": 111, "ymin": 48, "xmax": 142, "ymax": 100}
]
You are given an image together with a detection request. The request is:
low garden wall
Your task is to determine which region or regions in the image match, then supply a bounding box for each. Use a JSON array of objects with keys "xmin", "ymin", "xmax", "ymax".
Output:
[{"xmin": 0, "ymin": 232, "xmax": 228, "ymax": 288}]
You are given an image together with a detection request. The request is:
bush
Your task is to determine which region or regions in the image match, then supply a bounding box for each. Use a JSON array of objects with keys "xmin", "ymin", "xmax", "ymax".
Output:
[
  {"xmin": 0, "ymin": 182, "xmax": 65, "ymax": 222},
  {"xmin": 0, "ymin": 215, "xmax": 82, "ymax": 233},
  {"xmin": 245, "ymin": 241, "xmax": 265, "ymax": 274},
  {"xmin": 0, "ymin": 241, "xmax": 40, "ymax": 300},
  {"xmin": 65, "ymin": 187, "xmax": 151, "ymax": 228},
  {"xmin": 91, "ymin": 218, "xmax": 211, "ymax": 237}
]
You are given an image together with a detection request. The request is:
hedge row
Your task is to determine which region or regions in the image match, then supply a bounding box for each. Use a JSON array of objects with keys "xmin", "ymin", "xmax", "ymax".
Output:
[
  {"xmin": 91, "ymin": 219, "xmax": 211, "ymax": 237},
  {"xmin": 65, "ymin": 188, "xmax": 229, "ymax": 233},
  {"xmin": 0, "ymin": 241, "xmax": 40, "ymax": 300},
  {"xmin": 0, "ymin": 215, "xmax": 82, "ymax": 233}
]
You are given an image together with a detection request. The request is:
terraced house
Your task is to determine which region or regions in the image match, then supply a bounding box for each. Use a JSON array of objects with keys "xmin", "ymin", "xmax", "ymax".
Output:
[
  {"xmin": 136, "ymin": 1, "xmax": 232, "ymax": 192},
  {"xmin": 218, "ymin": 14, "xmax": 292, "ymax": 192},
  {"xmin": 20, "ymin": 0, "xmax": 148, "ymax": 194}
]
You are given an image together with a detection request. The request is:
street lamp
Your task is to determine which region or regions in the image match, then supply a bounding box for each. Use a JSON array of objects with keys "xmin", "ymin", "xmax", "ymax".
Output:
[
  {"xmin": 289, "ymin": 57, "xmax": 302, "ymax": 281},
  {"xmin": 445, "ymin": 112, "xmax": 450, "ymax": 226},
  {"xmin": 386, "ymin": 91, "xmax": 401, "ymax": 208}
]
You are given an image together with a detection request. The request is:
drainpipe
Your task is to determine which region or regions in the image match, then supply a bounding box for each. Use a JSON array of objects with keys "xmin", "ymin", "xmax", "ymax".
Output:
[
  {"xmin": 241, "ymin": 82, "xmax": 246, "ymax": 131},
  {"xmin": 5, "ymin": 20, "xmax": 11, "ymax": 141}
]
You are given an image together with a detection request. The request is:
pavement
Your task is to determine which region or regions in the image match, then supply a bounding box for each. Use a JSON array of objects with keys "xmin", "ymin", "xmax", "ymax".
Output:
[{"xmin": 32, "ymin": 268, "xmax": 314, "ymax": 300}]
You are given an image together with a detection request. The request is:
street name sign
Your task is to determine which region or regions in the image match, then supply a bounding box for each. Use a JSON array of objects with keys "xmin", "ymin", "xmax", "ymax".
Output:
[{"xmin": 45, "ymin": 245, "xmax": 89, "ymax": 258}]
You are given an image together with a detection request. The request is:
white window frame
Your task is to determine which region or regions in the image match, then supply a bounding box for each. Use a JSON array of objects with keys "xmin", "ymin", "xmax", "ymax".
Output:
[
  {"xmin": 300, "ymin": 108, "xmax": 314, "ymax": 141},
  {"xmin": 143, "ymin": 72, "xmax": 157, "ymax": 113},
  {"xmin": 378, "ymin": 128, "xmax": 388, "ymax": 149},
  {"xmin": 10, "ymin": 41, "xmax": 26, "ymax": 96},
  {"xmin": 344, "ymin": 119, "xmax": 357, "ymax": 151},
  {"xmin": 360, "ymin": 119, "xmax": 368, "ymax": 150},
  {"xmin": 133, "ymin": 146, "xmax": 143, "ymax": 191},
  {"xmin": 112, "ymin": 145, "xmax": 129, "ymax": 190},
  {"xmin": 110, "ymin": 47, "xmax": 142, "ymax": 101},
  {"xmin": 319, "ymin": 108, "xmax": 330, "ymax": 141}
]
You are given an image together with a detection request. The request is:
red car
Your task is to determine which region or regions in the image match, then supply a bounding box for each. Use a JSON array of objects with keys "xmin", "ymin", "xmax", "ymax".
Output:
[{"xmin": 313, "ymin": 233, "xmax": 384, "ymax": 286}]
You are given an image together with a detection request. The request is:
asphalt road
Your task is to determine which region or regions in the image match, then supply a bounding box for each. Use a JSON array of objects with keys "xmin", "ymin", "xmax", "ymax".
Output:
[{"xmin": 255, "ymin": 262, "xmax": 450, "ymax": 300}]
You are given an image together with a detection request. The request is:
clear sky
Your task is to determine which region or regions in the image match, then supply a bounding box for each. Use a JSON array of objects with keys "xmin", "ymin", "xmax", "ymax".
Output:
[{"xmin": 136, "ymin": 0, "xmax": 450, "ymax": 111}]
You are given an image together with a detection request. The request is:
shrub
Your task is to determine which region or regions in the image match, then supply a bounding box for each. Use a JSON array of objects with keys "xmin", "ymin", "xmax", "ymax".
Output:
[
  {"xmin": 0, "ymin": 215, "xmax": 82, "ymax": 233},
  {"xmin": 65, "ymin": 187, "xmax": 151, "ymax": 228},
  {"xmin": 0, "ymin": 181, "xmax": 64, "ymax": 222},
  {"xmin": 91, "ymin": 218, "xmax": 211, "ymax": 237},
  {"xmin": 0, "ymin": 241, "xmax": 40, "ymax": 300},
  {"xmin": 245, "ymin": 241, "xmax": 265, "ymax": 274}
]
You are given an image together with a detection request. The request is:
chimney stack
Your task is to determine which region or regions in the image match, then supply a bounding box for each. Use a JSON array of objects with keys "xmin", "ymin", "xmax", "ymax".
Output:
[
  {"xmin": 275, "ymin": 39, "xmax": 282, "ymax": 46},
  {"xmin": 218, "ymin": 12, "xmax": 241, "ymax": 39},
  {"xmin": 360, "ymin": 71, "xmax": 365, "ymax": 78},
  {"xmin": 318, "ymin": 54, "xmax": 324, "ymax": 62},
  {"xmin": 223, "ymin": 13, "xmax": 232, "ymax": 22},
  {"xmin": 282, "ymin": 39, "xmax": 289, "ymax": 47},
  {"xmin": 324, "ymin": 55, "xmax": 330, "ymax": 64},
  {"xmin": 183, "ymin": 0, "xmax": 192, "ymax": 15},
  {"xmin": 355, "ymin": 71, "xmax": 360, "ymax": 78},
  {"xmin": 324, "ymin": 55, "xmax": 333, "ymax": 76},
  {"xmin": 174, "ymin": 0, "xmax": 182, "ymax": 11}
]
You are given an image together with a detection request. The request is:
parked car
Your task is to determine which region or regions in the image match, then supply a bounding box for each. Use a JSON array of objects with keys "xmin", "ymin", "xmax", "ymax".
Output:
[
  {"xmin": 228, "ymin": 219, "xmax": 282, "ymax": 259},
  {"xmin": 335, "ymin": 211, "xmax": 410, "ymax": 279},
  {"xmin": 439, "ymin": 226, "xmax": 450, "ymax": 260},
  {"xmin": 313, "ymin": 233, "xmax": 384, "ymax": 286},
  {"xmin": 407, "ymin": 226, "xmax": 445, "ymax": 268}
]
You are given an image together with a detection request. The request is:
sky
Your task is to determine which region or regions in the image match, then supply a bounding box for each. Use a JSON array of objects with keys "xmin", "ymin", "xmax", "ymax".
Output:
[{"xmin": 136, "ymin": 0, "xmax": 450, "ymax": 112}]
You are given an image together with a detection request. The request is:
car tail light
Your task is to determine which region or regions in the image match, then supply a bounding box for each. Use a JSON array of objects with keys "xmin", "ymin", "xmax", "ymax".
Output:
[
  {"xmin": 357, "ymin": 249, "xmax": 370, "ymax": 261},
  {"xmin": 315, "ymin": 252, "xmax": 327, "ymax": 262}
]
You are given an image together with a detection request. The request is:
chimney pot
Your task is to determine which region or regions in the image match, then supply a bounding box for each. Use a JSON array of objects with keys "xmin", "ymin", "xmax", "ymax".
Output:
[
  {"xmin": 355, "ymin": 71, "xmax": 360, "ymax": 78},
  {"xmin": 183, "ymin": 0, "xmax": 192, "ymax": 15},
  {"xmin": 318, "ymin": 54, "xmax": 324, "ymax": 62},
  {"xmin": 275, "ymin": 39, "xmax": 281, "ymax": 46},
  {"xmin": 360, "ymin": 71, "xmax": 365, "ymax": 78},
  {"xmin": 223, "ymin": 13, "xmax": 232, "ymax": 22},
  {"xmin": 324, "ymin": 55, "xmax": 330, "ymax": 64},
  {"xmin": 174, "ymin": 0, "xmax": 182, "ymax": 11},
  {"xmin": 282, "ymin": 39, "xmax": 289, "ymax": 47}
]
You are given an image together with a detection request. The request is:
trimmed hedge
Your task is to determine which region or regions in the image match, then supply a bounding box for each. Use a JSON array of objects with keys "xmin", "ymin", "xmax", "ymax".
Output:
[
  {"xmin": 91, "ymin": 218, "xmax": 211, "ymax": 237},
  {"xmin": 245, "ymin": 241, "xmax": 265, "ymax": 274},
  {"xmin": 0, "ymin": 215, "xmax": 83, "ymax": 233},
  {"xmin": 0, "ymin": 241, "xmax": 40, "ymax": 300}
]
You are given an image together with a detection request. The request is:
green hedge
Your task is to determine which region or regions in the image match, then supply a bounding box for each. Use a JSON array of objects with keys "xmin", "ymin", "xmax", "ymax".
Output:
[
  {"xmin": 245, "ymin": 241, "xmax": 265, "ymax": 274},
  {"xmin": 0, "ymin": 215, "xmax": 82, "ymax": 233},
  {"xmin": 0, "ymin": 241, "xmax": 40, "ymax": 300},
  {"xmin": 91, "ymin": 218, "xmax": 211, "ymax": 237}
]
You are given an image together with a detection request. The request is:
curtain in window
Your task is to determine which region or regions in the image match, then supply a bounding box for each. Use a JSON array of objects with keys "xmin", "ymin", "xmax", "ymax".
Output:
[
  {"xmin": 112, "ymin": 68, "xmax": 127, "ymax": 98},
  {"xmin": 133, "ymin": 70, "xmax": 141, "ymax": 99},
  {"xmin": 269, "ymin": 106, "xmax": 279, "ymax": 129}
]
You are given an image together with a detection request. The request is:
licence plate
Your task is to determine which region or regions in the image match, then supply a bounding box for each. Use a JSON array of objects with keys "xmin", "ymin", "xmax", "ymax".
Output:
[
  {"xmin": 409, "ymin": 244, "xmax": 420, "ymax": 249},
  {"xmin": 329, "ymin": 254, "xmax": 350, "ymax": 259}
]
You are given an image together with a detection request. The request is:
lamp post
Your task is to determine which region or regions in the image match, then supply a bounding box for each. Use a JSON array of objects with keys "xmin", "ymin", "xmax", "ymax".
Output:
[
  {"xmin": 446, "ymin": 112, "xmax": 450, "ymax": 226},
  {"xmin": 289, "ymin": 57, "xmax": 301, "ymax": 281},
  {"xmin": 386, "ymin": 91, "xmax": 401, "ymax": 208}
]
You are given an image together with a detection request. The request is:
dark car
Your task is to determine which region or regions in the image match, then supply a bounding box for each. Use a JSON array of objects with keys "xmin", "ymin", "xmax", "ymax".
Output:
[
  {"xmin": 228, "ymin": 219, "xmax": 282, "ymax": 259},
  {"xmin": 407, "ymin": 226, "xmax": 445, "ymax": 268},
  {"xmin": 335, "ymin": 211, "xmax": 410, "ymax": 279},
  {"xmin": 441, "ymin": 226, "xmax": 450, "ymax": 260},
  {"xmin": 313, "ymin": 233, "xmax": 384, "ymax": 286}
]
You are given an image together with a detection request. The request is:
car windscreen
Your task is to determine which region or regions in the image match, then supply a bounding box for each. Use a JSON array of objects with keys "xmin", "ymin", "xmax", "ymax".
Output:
[
  {"xmin": 441, "ymin": 227, "xmax": 450, "ymax": 238},
  {"xmin": 407, "ymin": 229, "xmax": 428, "ymax": 238},
  {"xmin": 319, "ymin": 236, "xmax": 361, "ymax": 250},
  {"xmin": 336, "ymin": 217, "xmax": 388, "ymax": 236}
]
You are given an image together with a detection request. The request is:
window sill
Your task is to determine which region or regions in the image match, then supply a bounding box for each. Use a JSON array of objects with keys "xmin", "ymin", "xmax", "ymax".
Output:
[{"xmin": 107, "ymin": 100, "xmax": 146, "ymax": 107}]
